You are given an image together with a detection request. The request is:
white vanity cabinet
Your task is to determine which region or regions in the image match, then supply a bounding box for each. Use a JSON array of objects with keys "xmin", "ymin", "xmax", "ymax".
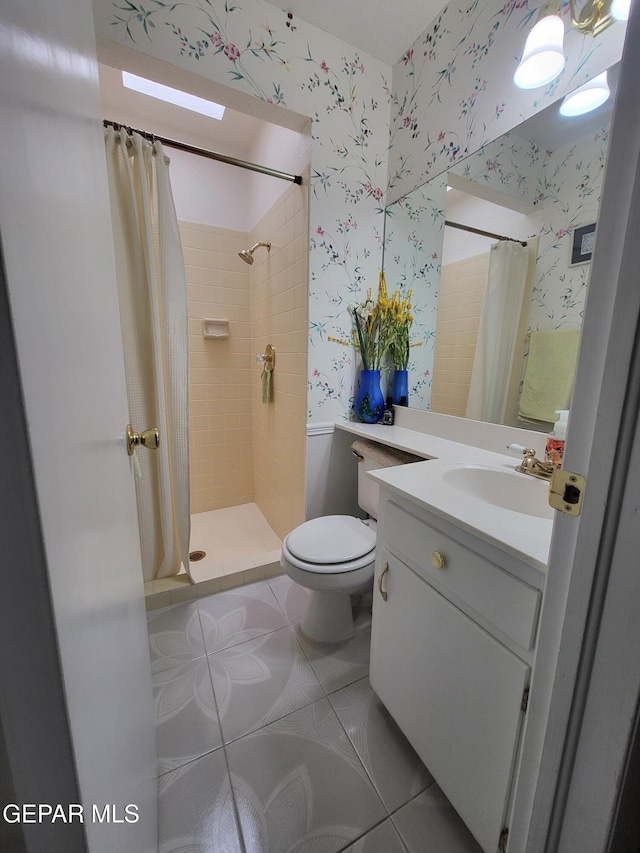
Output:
[{"xmin": 370, "ymin": 491, "xmax": 545, "ymax": 853}]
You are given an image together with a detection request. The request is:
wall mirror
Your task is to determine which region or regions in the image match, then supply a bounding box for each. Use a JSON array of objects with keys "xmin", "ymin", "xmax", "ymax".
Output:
[{"xmin": 382, "ymin": 63, "xmax": 619, "ymax": 428}]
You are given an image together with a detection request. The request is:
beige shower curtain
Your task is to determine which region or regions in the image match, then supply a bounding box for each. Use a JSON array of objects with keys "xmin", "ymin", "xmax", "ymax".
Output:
[
  {"xmin": 466, "ymin": 240, "xmax": 530, "ymax": 424},
  {"xmin": 105, "ymin": 126, "xmax": 191, "ymax": 582}
]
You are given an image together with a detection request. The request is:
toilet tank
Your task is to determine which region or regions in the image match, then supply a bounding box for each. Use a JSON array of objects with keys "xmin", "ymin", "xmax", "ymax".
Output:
[{"xmin": 353, "ymin": 440, "xmax": 423, "ymax": 519}]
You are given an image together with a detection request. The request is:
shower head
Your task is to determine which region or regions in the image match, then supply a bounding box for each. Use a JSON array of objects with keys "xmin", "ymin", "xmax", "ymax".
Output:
[{"xmin": 238, "ymin": 241, "xmax": 271, "ymax": 265}]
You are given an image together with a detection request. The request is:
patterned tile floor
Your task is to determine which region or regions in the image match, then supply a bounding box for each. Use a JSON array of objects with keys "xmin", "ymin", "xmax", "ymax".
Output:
[{"xmin": 148, "ymin": 576, "xmax": 483, "ymax": 853}]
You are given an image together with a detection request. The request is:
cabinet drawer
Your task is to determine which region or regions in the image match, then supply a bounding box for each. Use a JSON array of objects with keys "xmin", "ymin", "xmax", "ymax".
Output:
[{"xmin": 384, "ymin": 501, "xmax": 540, "ymax": 649}]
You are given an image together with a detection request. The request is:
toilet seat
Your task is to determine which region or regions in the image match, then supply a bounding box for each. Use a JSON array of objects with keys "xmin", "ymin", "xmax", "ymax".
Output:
[{"xmin": 283, "ymin": 515, "xmax": 375, "ymax": 574}]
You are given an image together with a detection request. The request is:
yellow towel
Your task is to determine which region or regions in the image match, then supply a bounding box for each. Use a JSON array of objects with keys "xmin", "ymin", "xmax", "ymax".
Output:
[
  {"xmin": 261, "ymin": 366, "xmax": 271, "ymax": 404},
  {"xmin": 518, "ymin": 329, "xmax": 580, "ymax": 424}
]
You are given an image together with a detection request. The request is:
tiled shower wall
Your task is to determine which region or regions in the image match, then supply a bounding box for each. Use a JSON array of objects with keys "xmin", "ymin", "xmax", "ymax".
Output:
[
  {"xmin": 182, "ymin": 222, "xmax": 254, "ymax": 514},
  {"xmin": 182, "ymin": 182, "xmax": 308, "ymax": 537},
  {"xmin": 250, "ymin": 182, "xmax": 308, "ymax": 539},
  {"xmin": 430, "ymin": 253, "xmax": 489, "ymax": 418}
]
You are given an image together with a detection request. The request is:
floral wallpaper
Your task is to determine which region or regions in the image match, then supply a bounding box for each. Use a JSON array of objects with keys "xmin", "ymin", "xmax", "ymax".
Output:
[
  {"xmin": 94, "ymin": 0, "xmax": 625, "ymax": 424},
  {"xmin": 388, "ymin": 0, "xmax": 625, "ymax": 206},
  {"xmin": 382, "ymin": 176, "xmax": 447, "ymax": 408},
  {"xmin": 449, "ymin": 129, "xmax": 542, "ymax": 205},
  {"xmin": 529, "ymin": 125, "xmax": 609, "ymax": 331},
  {"xmin": 94, "ymin": 0, "xmax": 391, "ymax": 423},
  {"xmin": 384, "ymin": 121, "xmax": 609, "ymax": 409}
]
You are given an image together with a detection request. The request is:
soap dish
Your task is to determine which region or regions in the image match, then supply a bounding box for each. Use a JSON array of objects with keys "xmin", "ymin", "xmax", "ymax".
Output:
[{"xmin": 203, "ymin": 318, "xmax": 229, "ymax": 339}]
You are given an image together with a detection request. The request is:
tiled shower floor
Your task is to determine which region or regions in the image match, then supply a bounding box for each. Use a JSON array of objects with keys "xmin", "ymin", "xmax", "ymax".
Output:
[
  {"xmin": 148, "ymin": 575, "xmax": 483, "ymax": 853},
  {"xmin": 144, "ymin": 504, "xmax": 282, "ymax": 609}
]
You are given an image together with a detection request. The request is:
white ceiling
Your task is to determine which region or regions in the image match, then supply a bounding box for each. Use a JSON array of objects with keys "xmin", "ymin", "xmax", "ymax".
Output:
[{"xmin": 264, "ymin": 0, "xmax": 448, "ymax": 66}]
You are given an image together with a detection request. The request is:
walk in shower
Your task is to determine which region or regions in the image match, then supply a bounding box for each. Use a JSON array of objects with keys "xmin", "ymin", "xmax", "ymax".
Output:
[
  {"xmin": 182, "ymin": 189, "xmax": 308, "ymax": 596},
  {"xmin": 98, "ymin": 62, "xmax": 310, "ymax": 605}
]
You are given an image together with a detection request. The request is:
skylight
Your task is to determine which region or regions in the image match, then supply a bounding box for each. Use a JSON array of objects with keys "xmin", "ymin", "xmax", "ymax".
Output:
[{"xmin": 122, "ymin": 72, "xmax": 225, "ymax": 120}]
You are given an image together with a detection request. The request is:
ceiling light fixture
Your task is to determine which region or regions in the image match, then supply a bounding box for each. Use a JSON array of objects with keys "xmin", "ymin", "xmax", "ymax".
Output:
[
  {"xmin": 559, "ymin": 70, "xmax": 611, "ymax": 116},
  {"xmin": 513, "ymin": 0, "xmax": 629, "ymax": 90},
  {"xmin": 513, "ymin": 12, "xmax": 566, "ymax": 89},
  {"xmin": 122, "ymin": 72, "xmax": 225, "ymax": 120}
]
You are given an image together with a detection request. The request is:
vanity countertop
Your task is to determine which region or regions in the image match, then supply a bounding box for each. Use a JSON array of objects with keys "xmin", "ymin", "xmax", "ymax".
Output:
[{"xmin": 335, "ymin": 420, "xmax": 552, "ymax": 573}]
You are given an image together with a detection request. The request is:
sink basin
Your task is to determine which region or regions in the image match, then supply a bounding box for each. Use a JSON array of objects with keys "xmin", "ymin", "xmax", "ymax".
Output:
[{"xmin": 442, "ymin": 464, "xmax": 554, "ymax": 519}]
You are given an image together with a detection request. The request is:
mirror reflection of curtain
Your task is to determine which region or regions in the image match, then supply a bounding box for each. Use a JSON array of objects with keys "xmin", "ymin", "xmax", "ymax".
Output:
[
  {"xmin": 466, "ymin": 240, "xmax": 530, "ymax": 424},
  {"xmin": 104, "ymin": 127, "xmax": 191, "ymax": 582}
]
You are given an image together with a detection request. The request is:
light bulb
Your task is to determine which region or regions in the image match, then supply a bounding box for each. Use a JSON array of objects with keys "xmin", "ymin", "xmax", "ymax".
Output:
[
  {"xmin": 559, "ymin": 71, "xmax": 610, "ymax": 116},
  {"xmin": 513, "ymin": 15, "xmax": 566, "ymax": 90},
  {"xmin": 611, "ymin": 0, "xmax": 631, "ymax": 20}
]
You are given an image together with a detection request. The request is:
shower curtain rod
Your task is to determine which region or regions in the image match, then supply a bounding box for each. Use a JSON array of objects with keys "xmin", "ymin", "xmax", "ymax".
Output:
[
  {"xmin": 103, "ymin": 119, "xmax": 303, "ymax": 185},
  {"xmin": 445, "ymin": 219, "xmax": 527, "ymax": 247}
]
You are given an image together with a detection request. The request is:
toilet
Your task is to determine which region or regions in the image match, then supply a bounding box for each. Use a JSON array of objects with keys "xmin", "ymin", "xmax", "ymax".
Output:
[{"xmin": 281, "ymin": 439, "xmax": 419, "ymax": 643}]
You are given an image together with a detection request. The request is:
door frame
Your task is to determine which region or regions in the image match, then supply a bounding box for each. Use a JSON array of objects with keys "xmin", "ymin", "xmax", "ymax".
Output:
[{"xmin": 510, "ymin": 5, "xmax": 640, "ymax": 849}]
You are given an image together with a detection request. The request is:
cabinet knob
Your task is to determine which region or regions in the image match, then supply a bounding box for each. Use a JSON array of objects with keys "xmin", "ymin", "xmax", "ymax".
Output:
[{"xmin": 431, "ymin": 550, "xmax": 446, "ymax": 569}]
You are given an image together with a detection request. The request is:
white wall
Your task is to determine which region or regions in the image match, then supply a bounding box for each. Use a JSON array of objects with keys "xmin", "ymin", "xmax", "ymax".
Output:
[
  {"xmin": 247, "ymin": 122, "xmax": 312, "ymax": 230},
  {"xmin": 167, "ymin": 121, "xmax": 311, "ymax": 231},
  {"xmin": 169, "ymin": 149, "xmax": 252, "ymax": 231}
]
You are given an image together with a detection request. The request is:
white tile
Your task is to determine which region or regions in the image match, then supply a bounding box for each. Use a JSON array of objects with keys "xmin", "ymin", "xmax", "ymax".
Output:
[
  {"xmin": 158, "ymin": 749, "xmax": 242, "ymax": 853},
  {"xmin": 208, "ymin": 625, "xmax": 323, "ymax": 743},
  {"xmin": 269, "ymin": 575, "xmax": 308, "ymax": 625},
  {"xmin": 342, "ymin": 819, "xmax": 407, "ymax": 853},
  {"xmin": 147, "ymin": 600, "xmax": 206, "ymax": 673},
  {"xmin": 152, "ymin": 657, "xmax": 223, "ymax": 774},
  {"xmin": 392, "ymin": 785, "xmax": 483, "ymax": 853},
  {"xmin": 198, "ymin": 581, "xmax": 287, "ymax": 654},
  {"xmin": 296, "ymin": 627, "xmax": 372, "ymax": 694},
  {"xmin": 329, "ymin": 677, "xmax": 432, "ymax": 812},
  {"xmin": 226, "ymin": 698, "xmax": 386, "ymax": 851}
]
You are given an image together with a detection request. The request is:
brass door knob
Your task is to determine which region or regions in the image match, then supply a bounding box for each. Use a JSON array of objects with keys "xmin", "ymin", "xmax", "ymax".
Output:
[
  {"xmin": 431, "ymin": 551, "xmax": 446, "ymax": 569},
  {"xmin": 126, "ymin": 424, "xmax": 160, "ymax": 456}
]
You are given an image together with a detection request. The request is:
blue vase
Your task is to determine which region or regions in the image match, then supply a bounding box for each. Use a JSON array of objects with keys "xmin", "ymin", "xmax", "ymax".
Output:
[
  {"xmin": 355, "ymin": 369, "xmax": 384, "ymax": 423},
  {"xmin": 391, "ymin": 369, "xmax": 409, "ymax": 406}
]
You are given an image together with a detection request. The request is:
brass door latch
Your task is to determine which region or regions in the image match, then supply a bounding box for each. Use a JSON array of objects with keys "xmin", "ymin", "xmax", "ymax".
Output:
[{"xmin": 548, "ymin": 468, "xmax": 586, "ymax": 516}]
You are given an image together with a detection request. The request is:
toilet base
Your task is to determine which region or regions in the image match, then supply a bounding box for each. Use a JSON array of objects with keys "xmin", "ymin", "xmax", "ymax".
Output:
[{"xmin": 300, "ymin": 588, "xmax": 372, "ymax": 644}]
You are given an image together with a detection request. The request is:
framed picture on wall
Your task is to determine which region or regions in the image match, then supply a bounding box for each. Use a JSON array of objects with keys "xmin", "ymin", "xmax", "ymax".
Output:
[{"xmin": 570, "ymin": 222, "xmax": 597, "ymax": 266}]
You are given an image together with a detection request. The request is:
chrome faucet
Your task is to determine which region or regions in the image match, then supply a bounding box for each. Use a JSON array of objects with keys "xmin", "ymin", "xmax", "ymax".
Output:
[{"xmin": 515, "ymin": 448, "xmax": 555, "ymax": 481}]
